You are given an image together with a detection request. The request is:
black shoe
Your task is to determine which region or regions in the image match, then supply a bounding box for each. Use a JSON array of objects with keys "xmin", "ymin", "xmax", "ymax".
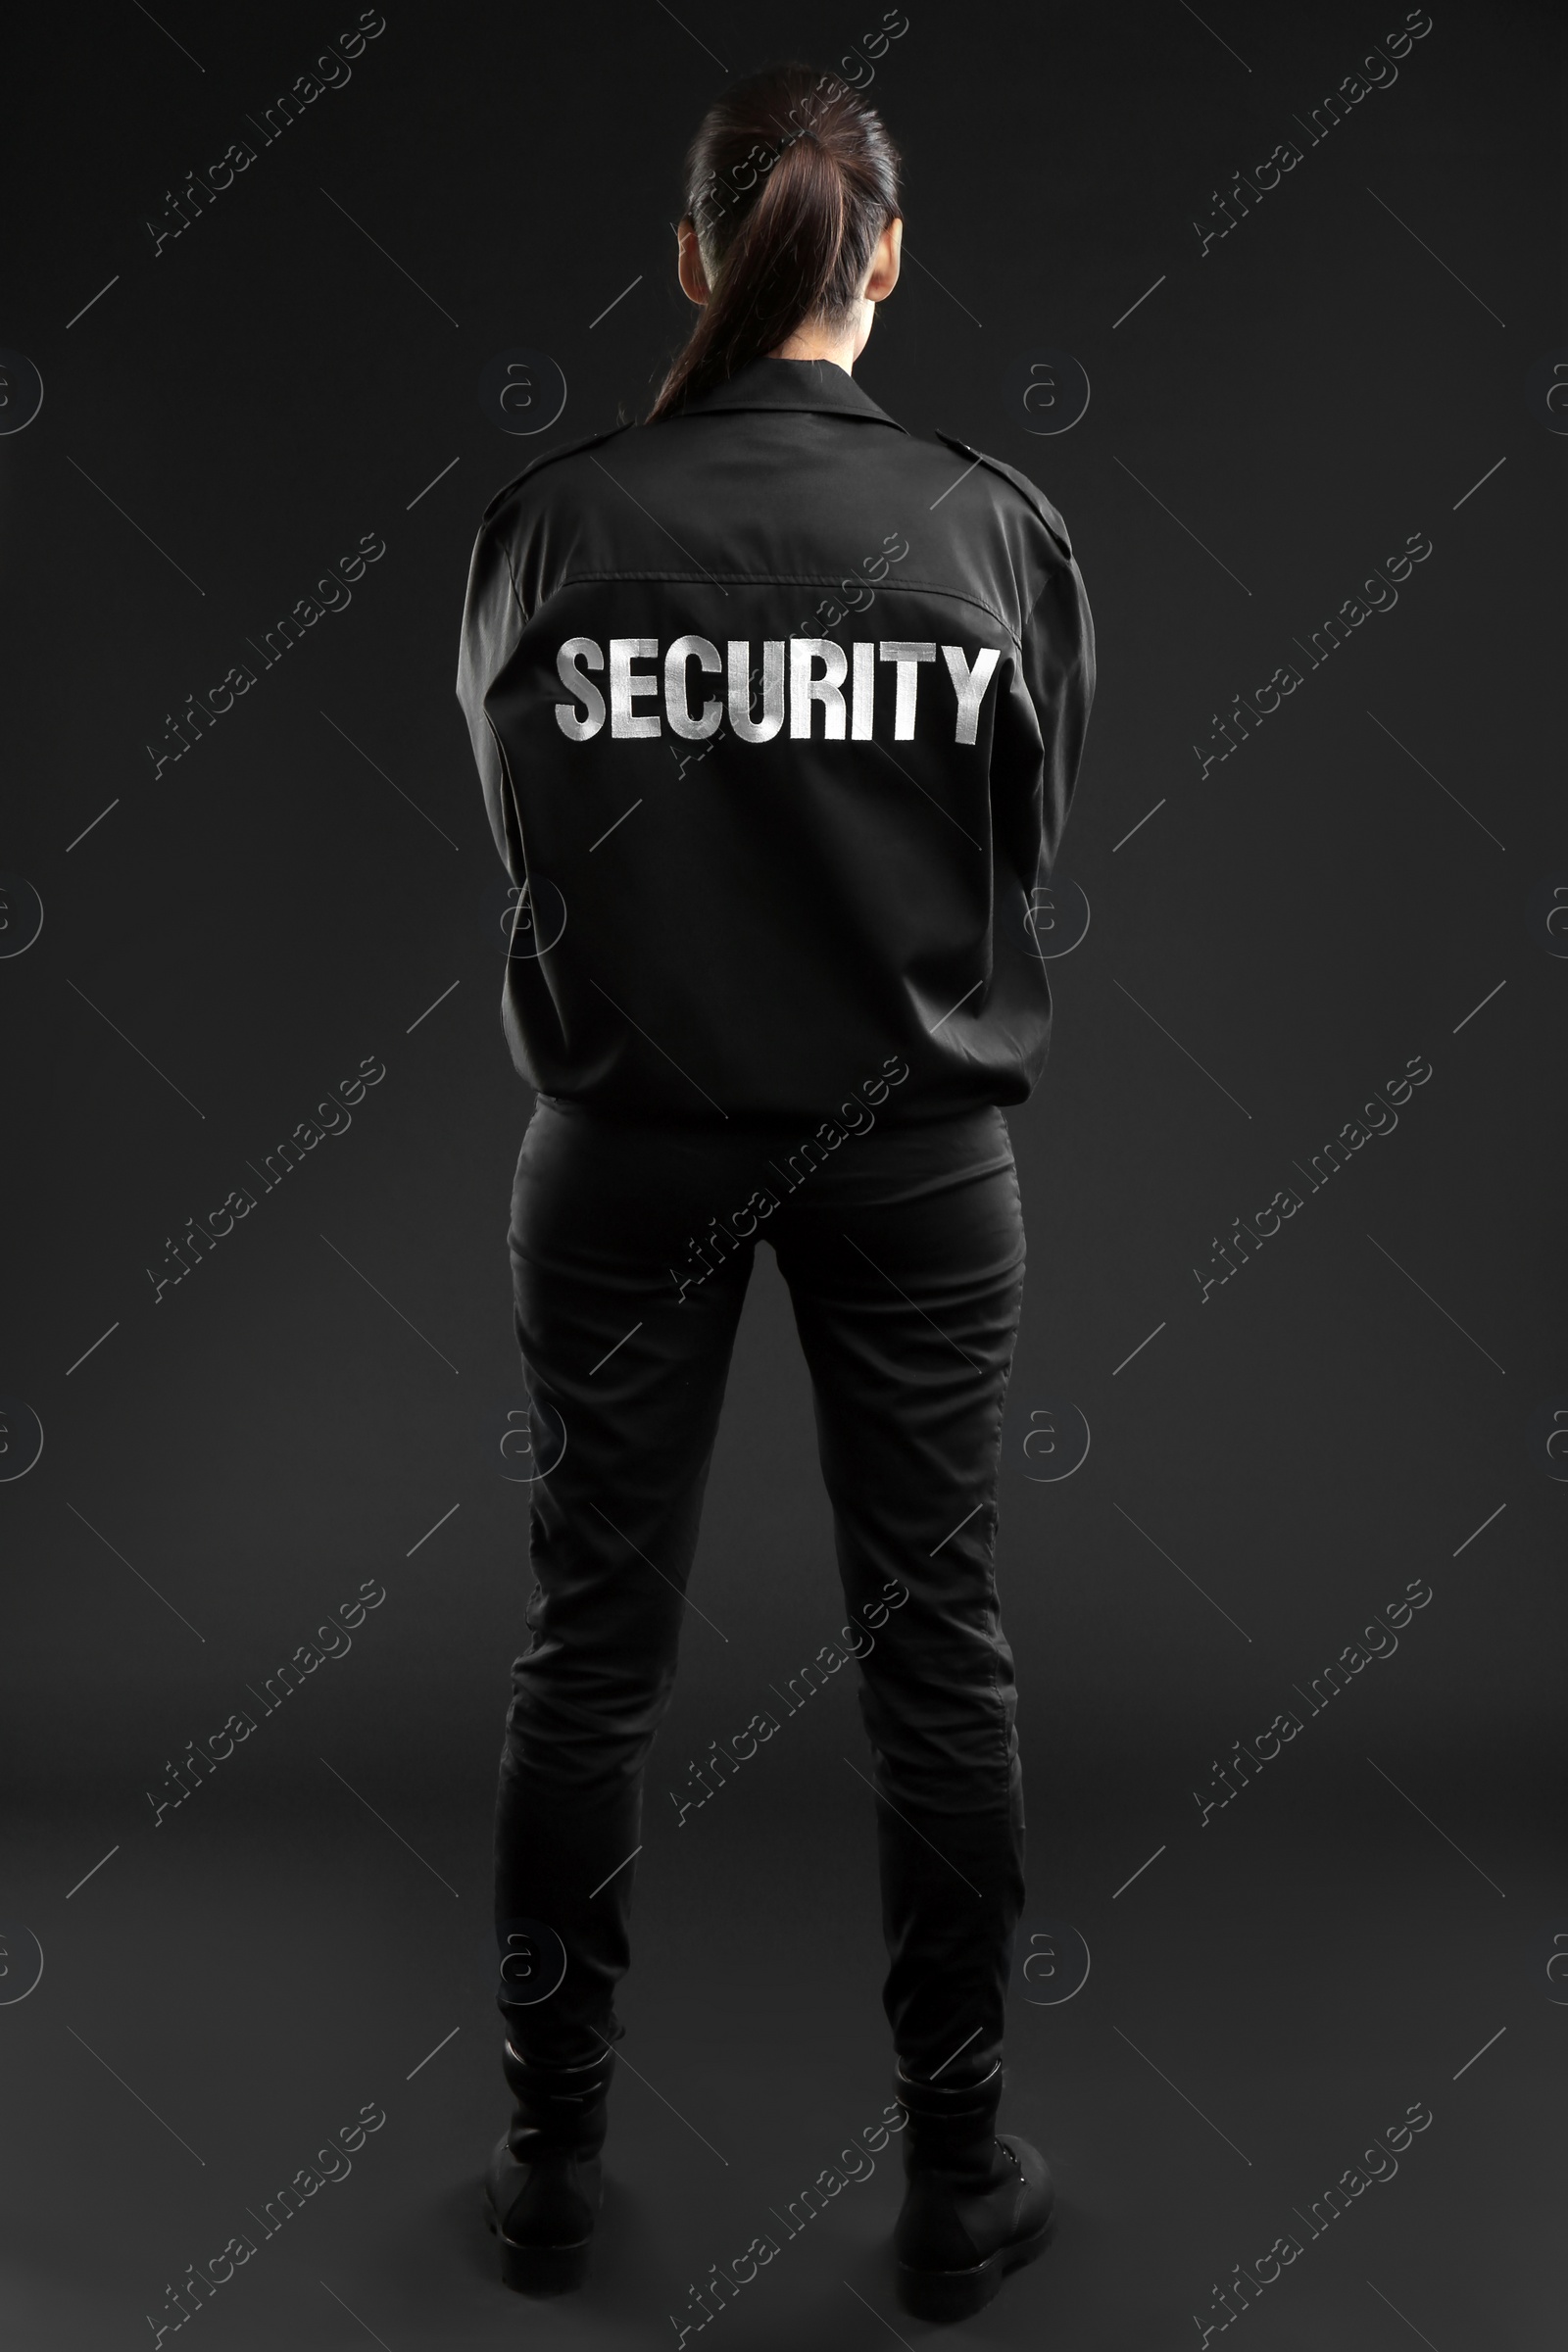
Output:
[
  {"xmin": 892, "ymin": 2062, "xmax": 1054, "ymax": 2323},
  {"xmin": 481, "ymin": 2042, "xmax": 614, "ymax": 2296}
]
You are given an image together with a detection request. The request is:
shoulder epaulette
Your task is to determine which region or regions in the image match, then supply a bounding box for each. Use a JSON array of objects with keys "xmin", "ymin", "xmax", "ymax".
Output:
[
  {"xmin": 480, "ymin": 420, "xmax": 635, "ymax": 525},
  {"xmin": 934, "ymin": 431, "xmax": 1073, "ymax": 562}
]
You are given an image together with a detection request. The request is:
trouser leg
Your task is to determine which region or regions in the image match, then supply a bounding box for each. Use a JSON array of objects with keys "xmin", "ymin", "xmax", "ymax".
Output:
[
  {"xmin": 495, "ymin": 1105, "xmax": 753, "ymax": 2064},
  {"xmin": 773, "ymin": 1118, "xmax": 1027, "ymax": 2087}
]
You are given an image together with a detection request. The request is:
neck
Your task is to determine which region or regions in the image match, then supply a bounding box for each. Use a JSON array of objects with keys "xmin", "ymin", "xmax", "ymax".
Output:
[{"xmin": 767, "ymin": 324, "xmax": 858, "ymax": 373}]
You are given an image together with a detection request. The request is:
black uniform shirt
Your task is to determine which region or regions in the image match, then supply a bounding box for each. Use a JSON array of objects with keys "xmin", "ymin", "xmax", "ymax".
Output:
[{"xmin": 457, "ymin": 355, "xmax": 1096, "ymax": 1127}]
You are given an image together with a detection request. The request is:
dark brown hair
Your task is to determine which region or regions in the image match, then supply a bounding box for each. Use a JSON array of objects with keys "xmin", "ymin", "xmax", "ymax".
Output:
[{"xmin": 648, "ymin": 64, "xmax": 903, "ymax": 421}]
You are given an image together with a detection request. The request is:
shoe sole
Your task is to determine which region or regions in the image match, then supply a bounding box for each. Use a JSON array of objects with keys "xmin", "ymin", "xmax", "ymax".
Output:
[
  {"xmin": 481, "ymin": 2194, "xmax": 592, "ymax": 2296},
  {"xmin": 896, "ymin": 2211, "xmax": 1055, "ymax": 2324}
]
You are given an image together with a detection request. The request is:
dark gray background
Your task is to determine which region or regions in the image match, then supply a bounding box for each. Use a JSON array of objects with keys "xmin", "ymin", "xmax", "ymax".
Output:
[{"xmin": 2, "ymin": 2, "xmax": 1562, "ymax": 2346}]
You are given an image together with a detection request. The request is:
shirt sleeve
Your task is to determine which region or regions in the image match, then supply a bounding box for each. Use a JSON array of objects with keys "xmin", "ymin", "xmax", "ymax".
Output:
[
  {"xmin": 455, "ymin": 499, "xmax": 530, "ymax": 883},
  {"xmin": 990, "ymin": 523, "xmax": 1096, "ymax": 902}
]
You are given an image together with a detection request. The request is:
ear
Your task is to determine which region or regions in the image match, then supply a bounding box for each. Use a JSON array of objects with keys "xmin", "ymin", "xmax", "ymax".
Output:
[
  {"xmin": 864, "ymin": 216, "xmax": 903, "ymax": 303},
  {"xmin": 676, "ymin": 218, "xmax": 710, "ymax": 306}
]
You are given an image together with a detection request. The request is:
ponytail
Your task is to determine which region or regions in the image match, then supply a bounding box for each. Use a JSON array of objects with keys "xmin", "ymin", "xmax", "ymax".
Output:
[{"xmin": 649, "ymin": 65, "xmax": 902, "ymax": 421}]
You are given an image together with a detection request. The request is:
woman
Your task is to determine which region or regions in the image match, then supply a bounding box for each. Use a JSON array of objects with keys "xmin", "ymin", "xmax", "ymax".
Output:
[{"xmin": 457, "ymin": 61, "xmax": 1095, "ymax": 2324}]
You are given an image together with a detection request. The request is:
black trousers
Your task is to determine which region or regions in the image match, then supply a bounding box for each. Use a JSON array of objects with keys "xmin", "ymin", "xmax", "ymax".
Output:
[{"xmin": 494, "ymin": 1097, "xmax": 1028, "ymax": 2089}]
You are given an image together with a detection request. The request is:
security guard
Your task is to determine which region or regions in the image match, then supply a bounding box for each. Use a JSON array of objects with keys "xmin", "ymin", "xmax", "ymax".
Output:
[{"xmin": 458, "ymin": 59, "xmax": 1095, "ymax": 2324}]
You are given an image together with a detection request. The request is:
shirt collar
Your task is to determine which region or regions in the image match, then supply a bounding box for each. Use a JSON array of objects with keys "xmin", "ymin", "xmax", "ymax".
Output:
[{"xmin": 675, "ymin": 356, "xmax": 907, "ymax": 431}]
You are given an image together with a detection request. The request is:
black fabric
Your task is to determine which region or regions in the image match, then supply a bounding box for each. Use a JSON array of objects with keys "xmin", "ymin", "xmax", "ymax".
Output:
[
  {"xmin": 493, "ymin": 1097, "xmax": 1029, "ymax": 2082},
  {"xmin": 456, "ymin": 355, "xmax": 1096, "ymax": 1126},
  {"xmin": 674, "ymin": 354, "xmax": 909, "ymax": 426},
  {"xmin": 499, "ymin": 2043, "xmax": 615, "ymax": 2162}
]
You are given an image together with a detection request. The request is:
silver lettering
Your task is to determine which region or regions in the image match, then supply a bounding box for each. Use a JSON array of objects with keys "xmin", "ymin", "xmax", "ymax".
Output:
[
  {"xmin": 555, "ymin": 634, "xmax": 999, "ymax": 751},
  {"xmin": 941, "ymin": 643, "xmax": 1002, "ymax": 744},
  {"xmin": 727, "ymin": 640, "xmax": 786, "ymax": 743},
  {"xmin": 609, "ymin": 637, "xmax": 662, "ymax": 738},
  {"xmin": 878, "ymin": 640, "xmax": 937, "ymax": 739},
  {"xmin": 553, "ymin": 637, "xmax": 605, "ymax": 740},
  {"xmin": 789, "ymin": 637, "xmax": 848, "ymax": 740},
  {"xmin": 851, "ymin": 640, "xmax": 875, "ymax": 738},
  {"xmin": 664, "ymin": 634, "xmax": 723, "ymax": 739}
]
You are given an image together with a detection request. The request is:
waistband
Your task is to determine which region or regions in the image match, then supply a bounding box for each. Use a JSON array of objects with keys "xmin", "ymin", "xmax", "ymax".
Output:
[
  {"xmin": 523, "ymin": 1095, "xmax": 1016, "ymax": 1210},
  {"xmin": 531, "ymin": 1092, "xmax": 1005, "ymax": 1137}
]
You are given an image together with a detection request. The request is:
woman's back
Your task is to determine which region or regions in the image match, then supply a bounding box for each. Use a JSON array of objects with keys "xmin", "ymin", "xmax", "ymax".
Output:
[{"xmin": 458, "ymin": 353, "xmax": 1094, "ymax": 1124}]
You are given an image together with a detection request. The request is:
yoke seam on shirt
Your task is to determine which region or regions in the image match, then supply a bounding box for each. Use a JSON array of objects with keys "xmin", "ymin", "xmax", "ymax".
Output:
[{"xmin": 527, "ymin": 571, "xmax": 1024, "ymax": 648}]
